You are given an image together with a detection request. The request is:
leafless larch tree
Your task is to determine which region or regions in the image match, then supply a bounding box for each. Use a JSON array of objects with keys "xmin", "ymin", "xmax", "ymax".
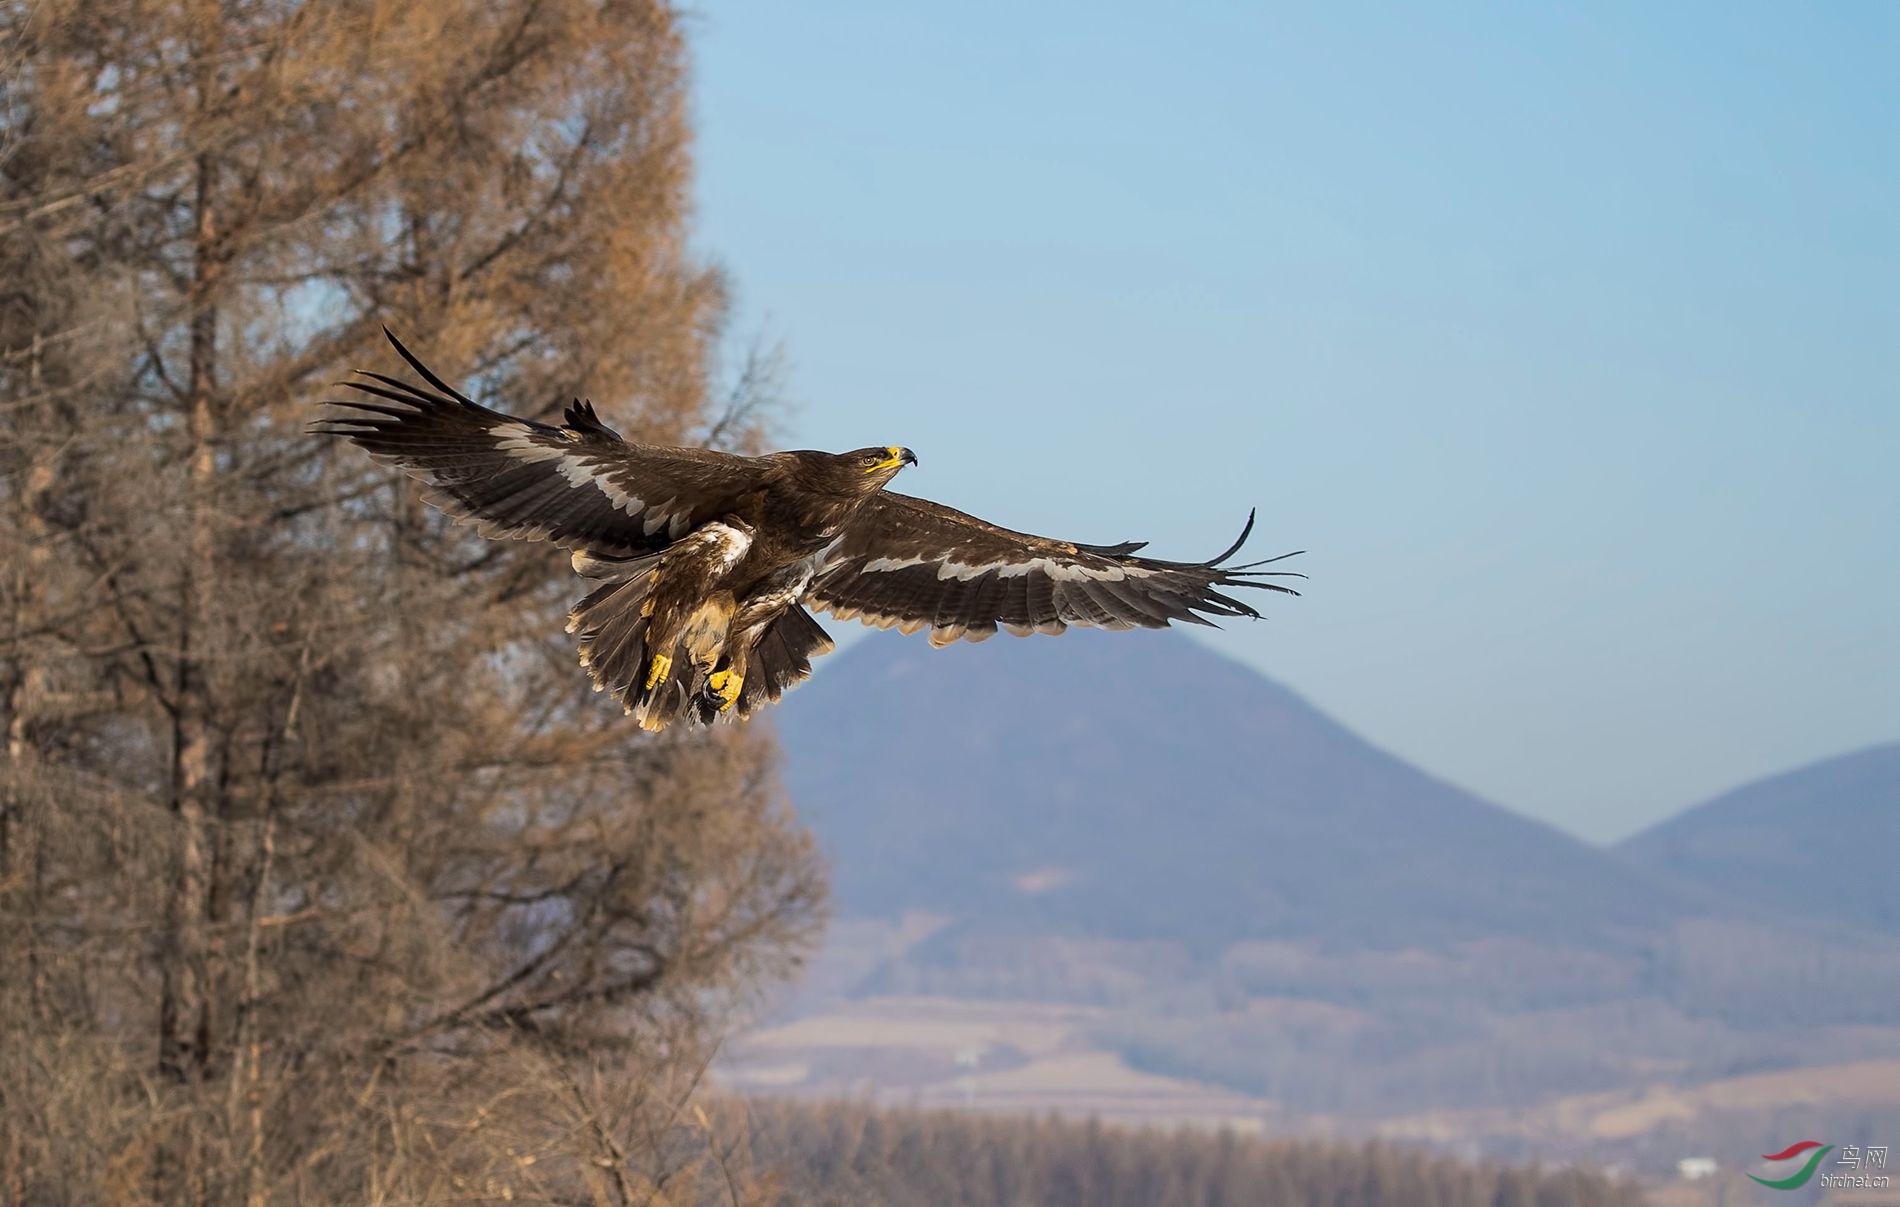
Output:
[{"xmin": 0, "ymin": 1, "xmax": 822, "ymax": 1201}]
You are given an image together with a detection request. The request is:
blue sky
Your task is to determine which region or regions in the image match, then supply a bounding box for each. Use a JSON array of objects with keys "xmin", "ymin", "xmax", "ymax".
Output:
[{"xmin": 686, "ymin": 2, "xmax": 1896, "ymax": 843}]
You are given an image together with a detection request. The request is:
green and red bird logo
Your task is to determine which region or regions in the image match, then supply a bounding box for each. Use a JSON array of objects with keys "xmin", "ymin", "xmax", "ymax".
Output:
[{"xmin": 1750, "ymin": 1141, "xmax": 1833, "ymax": 1190}]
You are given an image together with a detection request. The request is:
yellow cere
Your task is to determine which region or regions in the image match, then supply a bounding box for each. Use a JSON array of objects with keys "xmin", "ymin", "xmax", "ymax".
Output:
[{"xmin": 865, "ymin": 446, "xmax": 906, "ymax": 474}]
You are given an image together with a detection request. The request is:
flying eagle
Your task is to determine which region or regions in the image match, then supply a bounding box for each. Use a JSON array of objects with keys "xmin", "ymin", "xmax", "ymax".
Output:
[{"xmin": 315, "ymin": 332, "xmax": 1301, "ymax": 731}]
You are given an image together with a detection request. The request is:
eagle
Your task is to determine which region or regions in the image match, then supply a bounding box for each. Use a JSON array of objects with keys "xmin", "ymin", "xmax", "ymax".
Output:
[{"xmin": 315, "ymin": 332, "xmax": 1301, "ymax": 731}]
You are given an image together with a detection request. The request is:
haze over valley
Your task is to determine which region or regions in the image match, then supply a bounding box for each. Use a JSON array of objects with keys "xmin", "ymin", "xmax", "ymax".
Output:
[{"xmin": 727, "ymin": 630, "xmax": 1900, "ymax": 1177}]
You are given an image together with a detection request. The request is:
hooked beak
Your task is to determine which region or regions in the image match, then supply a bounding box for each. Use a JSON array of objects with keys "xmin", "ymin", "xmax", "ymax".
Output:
[{"xmin": 868, "ymin": 446, "xmax": 918, "ymax": 473}]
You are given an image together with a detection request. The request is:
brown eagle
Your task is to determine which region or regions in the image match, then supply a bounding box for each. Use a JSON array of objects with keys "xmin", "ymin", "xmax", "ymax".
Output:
[{"xmin": 316, "ymin": 332, "xmax": 1301, "ymax": 731}]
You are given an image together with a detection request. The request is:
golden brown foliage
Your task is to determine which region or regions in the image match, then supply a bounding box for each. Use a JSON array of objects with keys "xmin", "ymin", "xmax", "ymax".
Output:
[{"xmin": 0, "ymin": 0, "xmax": 820, "ymax": 1201}]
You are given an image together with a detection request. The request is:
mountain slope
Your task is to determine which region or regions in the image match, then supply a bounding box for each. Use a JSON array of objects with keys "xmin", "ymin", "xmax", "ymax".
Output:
[
  {"xmin": 743, "ymin": 631, "xmax": 1900, "ymax": 1125},
  {"xmin": 1617, "ymin": 743, "xmax": 1900, "ymax": 936},
  {"xmin": 771, "ymin": 627, "xmax": 1689, "ymax": 953}
]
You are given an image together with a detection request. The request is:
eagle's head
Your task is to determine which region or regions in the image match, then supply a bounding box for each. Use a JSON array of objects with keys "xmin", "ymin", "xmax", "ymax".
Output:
[
  {"xmin": 834, "ymin": 445, "xmax": 917, "ymax": 492},
  {"xmin": 790, "ymin": 445, "xmax": 917, "ymax": 498}
]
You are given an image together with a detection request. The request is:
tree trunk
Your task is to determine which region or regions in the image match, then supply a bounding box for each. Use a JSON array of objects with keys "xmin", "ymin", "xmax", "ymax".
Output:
[
  {"xmin": 157, "ymin": 140, "xmax": 221, "ymax": 1205},
  {"xmin": 0, "ymin": 334, "xmax": 53, "ymax": 1207}
]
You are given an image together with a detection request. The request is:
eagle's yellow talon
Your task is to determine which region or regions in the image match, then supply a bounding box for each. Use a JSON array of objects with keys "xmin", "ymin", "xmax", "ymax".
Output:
[
  {"xmin": 708, "ymin": 669, "xmax": 742, "ymax": 711},
  {"xmin": 644, "ymin": 653, "xmax": 672, "ymax": 690}
]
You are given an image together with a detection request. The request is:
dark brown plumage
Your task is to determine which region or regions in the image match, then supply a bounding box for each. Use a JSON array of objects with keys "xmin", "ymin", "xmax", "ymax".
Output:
[{"xmin": 314, "ymin": 331, "xmax": 1301, "ymax": 730}]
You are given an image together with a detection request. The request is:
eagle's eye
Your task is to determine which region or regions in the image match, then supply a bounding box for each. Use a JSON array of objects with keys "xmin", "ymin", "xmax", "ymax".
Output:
[{"xmin": 859, "ymin": 452, "xmax": 884, "ymax": 466}]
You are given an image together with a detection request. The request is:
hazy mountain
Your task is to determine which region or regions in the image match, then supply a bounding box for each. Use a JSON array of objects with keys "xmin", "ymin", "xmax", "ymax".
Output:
[
  {"xmin": 1618, "ymin": 742, "xmax": 1900, "ymax": 936},
  {"xmin": 772, "ymin": 627, "xmax": 1690, "ymax": 954},
  {"xmin": 744, "ymin": 628, "xmax": 1900, "ymax": 1130}
]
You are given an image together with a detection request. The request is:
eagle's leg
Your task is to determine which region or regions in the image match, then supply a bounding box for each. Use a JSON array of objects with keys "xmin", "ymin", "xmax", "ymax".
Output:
[
  {"xmin": 631, "ymin": 522, "xmax": 753, "ymax": 705},
  {"xmin": 693, "ymin": 567, "xmax": 808, "ymax": 721},
  {"xmin": 708, "ymin": 594, "xmax": 793, "ymax": 714},
  {"xmin": 706, "ymin": 639, "xmax": 755, "ymax": 713},
  {"xmin": 707, "ymin": 667, "xmax": 743, "ymax": 711},
  {"xmin": 644, "ymin": 653, "xmax": 673, "ymax": 690},
  {"xmin": 680, "ymin": 594, "xmax": 736, "ymax": 674}
]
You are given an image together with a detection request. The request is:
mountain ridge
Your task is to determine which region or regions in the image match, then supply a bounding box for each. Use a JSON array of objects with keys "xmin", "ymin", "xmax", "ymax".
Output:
[
  {"xmin": 743, "ymin": 625, "xmax": 1900, "ymax": 1135},
  {"xmin": 1617, "ymin": 741, "xmax": 1900, "ymax": 937},
  {"xmin": 772, "ymin": 626, "xmax": 1693, "ymax": 954}
]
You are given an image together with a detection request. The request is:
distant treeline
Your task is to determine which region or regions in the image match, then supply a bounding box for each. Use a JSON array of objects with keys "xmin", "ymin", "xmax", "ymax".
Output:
[{"xmin": 742, "ymin": 1099, "xmax": 1645, "ymax": 1207}]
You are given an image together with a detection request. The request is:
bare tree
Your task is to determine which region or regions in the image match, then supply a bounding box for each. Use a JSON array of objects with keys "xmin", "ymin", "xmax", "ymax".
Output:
[
  {"xmin": 737, "ymin": 1101, "xmax": 1651, "ymax": 1207},
  {"xmin": 0, "ymin": 0, "xmax": 822, "ymax": 1201}
]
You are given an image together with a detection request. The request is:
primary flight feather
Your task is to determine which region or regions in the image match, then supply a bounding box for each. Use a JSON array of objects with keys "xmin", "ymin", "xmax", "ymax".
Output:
[{"xmin": 315, "ymin": 331, "xmax": 1302, "ymax": 731}]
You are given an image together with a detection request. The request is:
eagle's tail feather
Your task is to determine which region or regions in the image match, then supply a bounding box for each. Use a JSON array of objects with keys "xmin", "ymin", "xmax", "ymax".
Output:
[{"xmin": 567, "ymin": 553, "xmax": 666, "ymax": 714}]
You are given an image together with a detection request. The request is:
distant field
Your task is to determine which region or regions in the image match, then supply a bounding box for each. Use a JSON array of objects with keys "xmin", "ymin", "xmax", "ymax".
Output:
[
  {"xmin": 723, "ymin": 995, "xmax": 1900, "ymax": 1173},
  {"xmin": 723, "ymin": 996, "xmax": 1276, "ymax": 1130},
  {"xmin": 1382, "ymin": 1058, "xmax": 1900, "ymax": 1143}
]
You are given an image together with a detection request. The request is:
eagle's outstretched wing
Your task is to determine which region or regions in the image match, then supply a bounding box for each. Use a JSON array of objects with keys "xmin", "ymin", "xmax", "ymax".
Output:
[
  {"xmin": 807, "ymin": 491, "xmax": 1301, "ymax": 646},
  {"xmin": 312, "ymin": 330, "xmax": 763, "ymax": 556}
]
